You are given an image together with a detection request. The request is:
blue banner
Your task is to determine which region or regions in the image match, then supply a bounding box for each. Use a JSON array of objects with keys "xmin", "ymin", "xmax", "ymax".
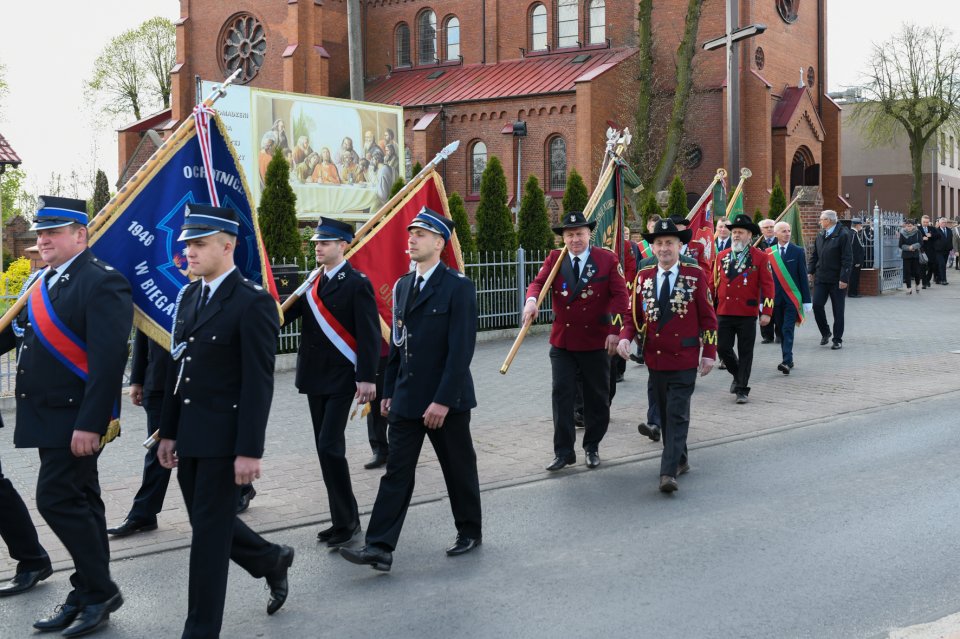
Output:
[{"xmin": 89, "ymin": 115, "xmax": 272, "ymax": 347}]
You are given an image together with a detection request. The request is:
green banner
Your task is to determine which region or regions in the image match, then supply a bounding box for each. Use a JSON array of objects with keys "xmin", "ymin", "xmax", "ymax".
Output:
[{"xmin": 588, "ymin": 167, "xmax": 620, "ymax": 253}]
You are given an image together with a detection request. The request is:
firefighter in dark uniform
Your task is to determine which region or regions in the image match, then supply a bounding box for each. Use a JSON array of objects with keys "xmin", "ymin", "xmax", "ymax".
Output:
[
  {"xmin": 157, "ymin": 204, "xmax": 293, "ymax": 638},
  {"xmin": 282, "ymin": 217, "xmax": 380, "ymax": 547},
  {"xmin": 618, "ymin": 218, "xmax": 717, "ymax": 492},
  {"xmin": 0, "ymin": 196, "xmax": 131, "ymax": 636},
  {"xmin": 524, "ymin": 211, "xmax": 629, "ymax": 471},
  {"xmin": 711, "ymin": 214, "xmax": 775, "ymax": 404},
  {"xmin": 340, "ymin": 207, "xmax": 481, "ymax": 572}
]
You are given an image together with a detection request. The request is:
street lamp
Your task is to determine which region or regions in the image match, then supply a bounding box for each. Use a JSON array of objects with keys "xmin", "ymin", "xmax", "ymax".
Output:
[
  {"xmin": 512, "ymin": 120, "xmax": 527, "ymax": 224},
  {"xmin": 865, "ymin": 177, "xmax": 873, "ymax": 217}
]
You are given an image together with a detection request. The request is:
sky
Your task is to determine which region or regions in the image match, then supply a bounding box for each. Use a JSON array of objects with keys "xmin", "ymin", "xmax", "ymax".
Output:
[{"xmin": 0, "ymin": 0, "xmax": 953, "ymax": 201}]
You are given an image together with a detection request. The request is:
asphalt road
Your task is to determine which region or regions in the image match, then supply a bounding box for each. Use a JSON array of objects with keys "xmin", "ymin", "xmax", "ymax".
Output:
[{"xmin": 3, "ymin": 392, "xmax": 960, "ymax": 639}]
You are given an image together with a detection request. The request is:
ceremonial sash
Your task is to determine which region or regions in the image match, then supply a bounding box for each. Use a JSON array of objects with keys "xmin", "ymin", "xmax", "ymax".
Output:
[
  {"xmin": 306, "ymin": 276, "xmax": 358, "ymax": 366},
  {"xmin": 767, "ymin": 248, "xmax": 805, "ymax": 325},
  {"xmin": 26, "ymin": 272, "xmax": 122, "ymax": 442}
]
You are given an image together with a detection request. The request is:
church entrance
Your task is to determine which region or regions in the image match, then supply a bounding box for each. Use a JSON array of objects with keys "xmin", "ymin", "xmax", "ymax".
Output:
[{"xmin": 790, "ymin": 146, "xmax": 819, "ymax": 195}]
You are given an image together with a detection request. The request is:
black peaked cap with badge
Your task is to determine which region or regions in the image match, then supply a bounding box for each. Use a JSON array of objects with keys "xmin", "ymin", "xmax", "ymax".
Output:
[
  {"xmin": 311, "ymin": 217, "xmax": 355, "ymax": 243},
  {"xmin": 726, "ymin": 213, "xmax": 761, "ymax": 236},
  {"xmin": 642, "ymin": 218, "xmax": 692, "ymax": 244},
  {"xmin": 552, "ymin": 210, "xmax": 597, "ymax": 235},
  {"xmin": 31, "ymin": 196, "xmax": 89, "ymax": 230},
  {"xmin": 408, "ymin": 206, "xmax": 455, "ymax": 241},
  {"xmin": 178, "ymin": 203, "xmax": 241, "ymax": 241}
]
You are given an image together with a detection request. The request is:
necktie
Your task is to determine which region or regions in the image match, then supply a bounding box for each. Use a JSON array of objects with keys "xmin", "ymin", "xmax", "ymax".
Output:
[
  {"xmin": 44, "ymin": 268, "xmax": 58, "ymax": 289},
  {"xmin": 197, "ymin": 284, "xmax": 210, "ymax": 312},
  {"xmin": 320, "ymin": 273, "xmax": 329, "ymax": 291},
  {"xmin": 658, "ymin": 271, "xmax": 671, "ymax": 317},
  {"xmin": 408, "ymin": 275, "xmax": 424, "ymax": 310},
  {"xmin": 780, "ymin": 245, "xmax": 786, "ymax": 259},
  {"xmin": 572, "ymin": 256, "xmax": 581, "ymax": 283}
]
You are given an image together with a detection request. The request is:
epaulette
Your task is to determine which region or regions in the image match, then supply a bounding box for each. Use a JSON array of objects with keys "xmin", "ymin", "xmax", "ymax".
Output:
[
  {"xmin": 240, "ymin": 277, "xmax": 266, "ymax": 293},
  {"xmin": 89, "ymin": 257, "xmax": 116, "ymax": 272},
  {"xmin": 639, "ymin": 263, "xmax": 658, "ymax": 271}
]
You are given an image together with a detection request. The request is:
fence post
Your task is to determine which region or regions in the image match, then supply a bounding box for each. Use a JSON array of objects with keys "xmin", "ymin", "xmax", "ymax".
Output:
[
  {"xmin": 873, "ymin": 203, "xmax": 882, "ymax": 292},
  {"xmin": 516, "ymin": 247, "xmax": 526, "ymax": 326}
]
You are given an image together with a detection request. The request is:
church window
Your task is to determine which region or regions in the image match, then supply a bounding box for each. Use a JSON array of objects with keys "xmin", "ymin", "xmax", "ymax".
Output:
[
  {"xmin": 396, "ymin": 23, "xmax": 411, "ymax": 67},
  {"xmin": 557, "ymin": 0, "xmax": 579, "ymax": 49},
  {"xmin": 218, "ymin": 13, "xmax": 267, "ymax": 84},
  {"xmin": 754, "ymin": 46, "xmax": 765, "ymax": 70},
  {"xmin": 531, "ymin": 4, "xmax": 548, "ymax": 52},
  {"xmin": 445, "ymin": 16, "xmax": 460, "ymax": 61},
  {"xmin": 470, "ymin": 141, "xmax": 487, "ymax": 194},
  {"xmin": 418, "ymin": 10, "xmax": 438, "ymax": 65},
  {"xmin": 588, "ymin": 0, "xmax": 605, "ymax": 45},
  {"xmin": 548, "ymin": 136, "xmax": 567, "ymax": 192},
  {"xmin": 806, "ymin": 66, "xmax": 815, "ymax": 88}
]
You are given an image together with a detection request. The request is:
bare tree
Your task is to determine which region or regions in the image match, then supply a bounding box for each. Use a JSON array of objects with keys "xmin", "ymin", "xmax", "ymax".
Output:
[
  {"xmin": 853, "ymin": 24, "xmax": 960, "ymax": 215},
  {"xmin": 0, "ymin": 58, "xmax": 8, "ymax": 120},
  {"xmin": 86, "ymin": 17, "xmax": 176, "ymax": 122}
]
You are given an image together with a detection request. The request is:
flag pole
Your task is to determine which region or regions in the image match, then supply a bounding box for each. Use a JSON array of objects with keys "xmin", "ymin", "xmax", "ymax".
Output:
[
  {"xmin": 281, "ymin": 140, "xmax": 461, "ymax": 313},
  {"xmin": 686, "ymin": 168, "xmax": 728, "ymax": 221},
  {"xmin": 499, "ymin": 134, "xmax": 630, "ymax": 375},
  {"xmin": 0, "ymin": 70, "xmax": 245, "ymax": 333},
  {"xmin": 752, "ymin": 192, "xmax": 801, "ymax": 248},
  {"xmin": 724, "ymin": 167, "xmax": 752, "ymax": 218}
]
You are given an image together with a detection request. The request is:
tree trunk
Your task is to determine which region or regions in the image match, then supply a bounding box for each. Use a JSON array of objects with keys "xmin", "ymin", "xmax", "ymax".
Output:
[
  {"xmin": 651, "ymin": 0, "xmax": 703, "ymax": 192},
  {"xmin": 632, "ymin": 0, "xmax": 654, "ymax": 177},
  {"xmin": 908, "ymin": 134, "xmax": 928, "ymax": 216}
]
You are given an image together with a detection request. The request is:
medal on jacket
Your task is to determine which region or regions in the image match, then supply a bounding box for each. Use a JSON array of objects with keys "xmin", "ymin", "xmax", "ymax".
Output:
[{"xmin": 561, "ymin": 282, "xmax": 568, "ymax": 296}]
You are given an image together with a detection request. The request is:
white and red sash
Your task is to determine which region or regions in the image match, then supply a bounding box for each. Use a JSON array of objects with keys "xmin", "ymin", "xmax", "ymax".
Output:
[{"xmin": 306, "ymin": 274, "xmax": 358, "ymax": 365}]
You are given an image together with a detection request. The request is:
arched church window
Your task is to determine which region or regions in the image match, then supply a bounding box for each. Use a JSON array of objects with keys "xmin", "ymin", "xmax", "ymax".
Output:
[
  {"xmin": 418, "ymin": 10, "xmax": 438, "ymax": 65},
  {"xmin": 557, "ymin": 0, "xmax": 579, "ymax": 49},
  {"xmin": 548, "ymin": 136, "xmax": 567, "ymax": 192},
  {"xmin": 470, "ymin": 141, "xmax": 487, "ymax": 194},
  {"xmin": 395, "ymin": 23, "xmax": 411, "ymax": 67},
  {"xmin": 588, "ymin": 0, "xmax": 606, "ymax": 45},
  {"xmin": 445, "ymin": 16, "xmax": 460, "ymax": 61},
  {"xmin": 530, "ymin": 4, "xmax": 548, "ymax": 51}
]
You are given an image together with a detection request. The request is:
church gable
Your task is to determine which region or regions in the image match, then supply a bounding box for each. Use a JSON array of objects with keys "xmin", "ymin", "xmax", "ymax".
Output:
[{"xmin": 772, "ymin": 86, "xmax": 824, "ymax": 142}]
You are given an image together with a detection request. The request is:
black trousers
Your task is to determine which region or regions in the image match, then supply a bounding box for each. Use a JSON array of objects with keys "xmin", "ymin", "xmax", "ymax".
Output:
[
  {"xmin": 36, "ymin": 448, "xmax": 118, "ymax": 606},
  {"xmin": 127, "ymin": 392, "xmax": 171, "ymax": 522},
  {"xmin": 649, "ymin": 368, "xmax": 697, "ymax": 477},
  {"xmin": 550, "ymin": 347, "xmax": 610, "ymax": 456},
  {"xmin": 849, "ymin": 265, "xmax": 862, "ymax": 296},
  {"xmin": 177, "ymin": 456, "xmax": 280, "ymax": 639},
  {"xmin": 366, "ymin": 356, "xmax": 389, "ymax": 458},
  {"xmin": 903, "ymin": 258, "xmax": 922, "ymax": 286},
  {"xmin": 307, "ymin": 392, "xmax": 360, "ymax": 531},
  {"xmin": 0, "ymin": 455, "xmax": 49, "ymax": 574},
  {"xmin": 574, "ymin": 354, "xmax": 620, "ymax": 415},
  {"xmin": 645, "ymin": 374, "xmax": 660, "ymax": 427},
  {"xmin": 365, "ymin": 411, "xmax": 481, "ymax": 551},
  {"xmin": 922, "ymin": 251, "xmax": 935, "ymax": 285},
  {"xmin": 812, "ymin": 281, "xmax": 846, "ymax": 343},
  {"xmin": 717, "ymin": 315, "xmax": 757, "ymax": 395},
  {"xmin": 935, "ymin": 252, "xmax": 948, "ymax": 283}
]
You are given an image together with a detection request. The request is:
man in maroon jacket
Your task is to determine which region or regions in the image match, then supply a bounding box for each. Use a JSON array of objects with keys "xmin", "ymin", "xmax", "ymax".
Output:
[
  {"xmin": 617, "ymin": 218, "xmax": 718, "ymax": 493},
  {"xmin": 524, "ymin": 211, "xmax": 629, "ymax": 471}
]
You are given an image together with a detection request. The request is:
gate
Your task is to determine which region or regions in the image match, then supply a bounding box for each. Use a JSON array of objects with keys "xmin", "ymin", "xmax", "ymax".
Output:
[{"xmin": 871, "ymin": 207, "xmax": 904, "ymax": 292}]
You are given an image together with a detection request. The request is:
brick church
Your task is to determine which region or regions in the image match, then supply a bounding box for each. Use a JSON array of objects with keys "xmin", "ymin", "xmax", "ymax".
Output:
[{"xmin": 118, "ymin": 0, "xmax": 844, "ymax": 231}]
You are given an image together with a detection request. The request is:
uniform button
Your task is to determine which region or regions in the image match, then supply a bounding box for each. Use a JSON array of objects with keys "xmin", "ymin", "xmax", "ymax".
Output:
[
  {"xmin": 184, "ymin": 399, "xmax": 191, "ymax": 405},
  {"xmin": 189, "ymin": 337, "xmax": 195, "ymax": 342},
  {"xmin": 20, "ymin": 393, "xmax": 26, "ymax": 398},
  {"xmin": 22, "ymin": 345, "xmax": 27, "ymax": 350},
  {"xmin": 656, "ymin": 350, "xmax": 661, "ymax": 354},
  {"xmin": 185, "ymin": 377, "xmax": 191, "ymax": 383},
  {"xmin": 566, "ymin": 323, "xmax": 570, "ymax": 327},
  {"xmin": 18, "ymin": 369, "xmax": 23, "ymax": 374},
  {"xmin": 68, "ymin": 398, "xmax": 73, "ymax": 403},
  {"xmin": 186, "ymin": 356, "xmax": 192, "ymax": 361},
  {"xmin": 655, "ymin": 334, "xmax": 659, "ymax": 338},
  {"xmin": 212, "ymin": 335, "xmax": 217, "ymax": 340},
  {"xmin": 232, "ymin": 404, "xmax": 238, "ymax": 409}
]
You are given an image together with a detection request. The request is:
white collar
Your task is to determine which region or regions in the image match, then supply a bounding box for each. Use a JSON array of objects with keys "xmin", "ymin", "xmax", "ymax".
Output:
[
  {"xmin": 201, "ymin": 266, "xmax": 236, "ymax": 300},
  {"xmin": 324, "ymin": 259, "xmax": 347, "ymax": 279},
  {"xmin": 569, "ymin": 246, "xmax": 591, "ymax": 264},
  {"xmin": 415, "ymin": 260, "xmax": 442, "ymax": 283},
  {"xmin": 46, "ymin": 250, "xmax": 84, "ymax": 287}
]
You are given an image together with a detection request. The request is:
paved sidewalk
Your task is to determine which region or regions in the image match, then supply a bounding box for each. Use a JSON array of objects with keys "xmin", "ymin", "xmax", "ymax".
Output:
[{"xmin": 2, "ymin": 283, "xmax": 958, "ymax": 578}]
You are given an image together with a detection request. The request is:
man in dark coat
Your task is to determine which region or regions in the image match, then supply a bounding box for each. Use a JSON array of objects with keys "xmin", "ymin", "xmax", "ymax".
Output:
[
  {"xmin": 918, "ymin": 214, "xmax": 937, "ymax": 288},
  {"xmin": 769, "ymin": 221, "xmax": 812, "ymax": 373},
  {"xmin": 0, "ymin": 196, "xmax": 132, "ymax": 636},
  {"xmin": 807, "ymin": 209, "xmax": 853, "ymax": 350},
  {"xmin": 340, "ymin": 207, "xmax": 481, "ymax": 571},
  {"xmin": 849, "ymin": 218, "xmax": 867, "ymax": 297},
  {"xmin": 934, "ymin": 217, "xmax": 952, "ymax": 285},
  {"xmin": 282, "ymin": 217, "xmax": 380, "ymax": 547},
  {"xmin": 157, "ymin": 204, "xmax": 293, "ymax": 638}
]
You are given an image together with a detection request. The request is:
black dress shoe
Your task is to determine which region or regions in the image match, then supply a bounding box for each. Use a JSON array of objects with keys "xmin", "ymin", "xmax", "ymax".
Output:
[
  {"xmin": 339, "ymin": 545, "xmax": 393, "ymax": 572},
  {"xmin": 545, "ymin": 454, "xmax": 576, "ymax": 471},
  {"xmin": 638, "ymin": 422, "xmax": 661, "ymax": 442},
  {"xmin": 760, "ymin": 338, "xmax": 773, "ymax": 344},
  {"xmin": 237, "ymin": 486, "xmax": 257, "ymax": 514},
  {"xmin": 819, "ymin": 334, "xmax": 831, "ymax": 346},
  {"xmin": 326, "ymin": 523, "xmax": 361, "ymax": 548},
  {"xmin": 363, "ymin": 455, "xmax": 388, "ymax": 470},
  {"xmin": 777, "ymin": 362, "xmax": 790, "ymax": 375},
  {"xmin": 61, "ymin": 592, "xmax": 124, "ymax": 637},
  {"xmin": 0, "ymin": 565, "xmax": 52, "ymax": 597},
  {"xmin": 446, "ymin": 534, "xmax": 482, "ymax": 556},
  {"xmin": 677, "ymin": 462, "xmax": 691, "ymax": 476},
  {"xmin": 831, "ymin": 342, "xmax": 842, "ymax": 350},
  {"xmin": 574, "ymin": 412, "xmax": 585, "ymax": 429},
  {"xmin": 735, "ymin": 393, "xmax": 749, "ymax": 404},
  {"xmin": 266, "ymin": 545, "xmax": 294, "ymax": 615},
  {"xmin": 718, "ymin": 360, "xmax": 726, "ymax": 370},
  {"xmin": 317, "ymin": 525, "xmax": 336, "ymax": 543},
  {"xmin": 585, "ymin": 451, "xmax": 601, "ymax": 469},
  {"xmin": 106, "ymin": 517, "xmax": 158, "ymax": 537},
  {"xmin": 729, "ymin": 380, "xmax": 738, "ymax": 394},
  {"xmin": 34, "ymin": 603, "xmax": 81, "ymax": 631},
  {"xmin": 659, "ymin": 475, "xmax": 678, "ymax": 493}
]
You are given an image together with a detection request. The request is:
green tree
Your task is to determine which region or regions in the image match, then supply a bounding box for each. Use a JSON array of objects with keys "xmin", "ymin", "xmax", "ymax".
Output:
[
  {"xmin": 448, "ymin": 192, "xmax": 475, "ymax": 253},
  {"xmin": 562, "ymin": 168, "xmax": 589, "ymax": 215},
  {"xmin": 517, "ymin": 175, "xmax": 553, "ymax": 251},
  {"xmin": 768, "ymin": 173, "xmax": 788, "ymax": 219},
  {"xmin": 91, "ymin": 169, "xmax": 111, "ymax": 216},
  {"xmin": 87, "ymin": 16, "xmax": 176, "ymax": 121},
  {"xmin": 474, "ymin": 155, "xmax": 516, "ymax": 253},
  {"xmin": 389, "ymin": 177, "xmax": 404, "ymax": 197},
  {"xmin": 853, "ymin": 24, "xmax": 960, "ymax": 215},
  {"xmin": 753, "ymin": 206, "xmax": 764, "ymax": 224},
  {"xmin": 641, "ymin": 191, "xmax": 662, "ymax": 229},
  {"xmin": 410, "ymin": 162, "xmax": 423, "ymax": 181},
  {"xmin": 666, "ymin": 174, "xmax": 687, "ymax": 220},
  {"xmin": 258, "ymin": 149, "xmax": 300, "ymax": 261},
  {"xmin": 0, "ymin": 167, "xmax": 27, "ymax": 222},
  {"xmin": 0, "ymin": 58, "xmax": 8, "ymax": 119},
  {"xmin": 1, "ymin": 257, "xmax": 31, "ymax": 294}
]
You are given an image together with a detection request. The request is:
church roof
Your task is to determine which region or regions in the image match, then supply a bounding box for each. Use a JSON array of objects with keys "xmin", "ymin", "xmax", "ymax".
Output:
[
  {"xmin": 365, "ymin": 47, "xmax": 637, "ymax": 107},
  {"xmin": 772, "ymin": 86, "xmax": 825, "ymax": 140},
  {"xmin": 0, "ymin": 132, "xmax": 22, "ymax": 168}
]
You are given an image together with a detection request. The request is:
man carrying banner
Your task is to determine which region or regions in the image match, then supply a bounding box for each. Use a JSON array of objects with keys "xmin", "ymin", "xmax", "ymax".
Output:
[
  {"xmin": 340, "ymin": 208, "xmax": 480, "ymax": 571},
  {"xmin": 157, "ymin": 204, "xmax": 294, "ymax": 637},
  {"xmin": 617, "ymin": 218, "xmax": 717, "ymax": 493},
  {"xmin": 0, "ymin": 196, "xmax": 131, "ymax": 636},
  {"xmin": 282, "ymin": 217, "xmax": 380, "ymax": 547},
  {"xmin": 769, "ymin": 221, "xmax": 812, "ymax": 374},
  {"xmin": 524, "ymin": 211, "xmax": 629, "ymax": 471},
  {"xmin": 712, "ymin": 214, "xmax": 775, "ymax": 404}
]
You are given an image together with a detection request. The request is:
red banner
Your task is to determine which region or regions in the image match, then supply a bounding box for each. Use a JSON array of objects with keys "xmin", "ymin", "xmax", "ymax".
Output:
[{"xmin": 346, "ymin": 172, "xmax": 464, "ymax": 338}]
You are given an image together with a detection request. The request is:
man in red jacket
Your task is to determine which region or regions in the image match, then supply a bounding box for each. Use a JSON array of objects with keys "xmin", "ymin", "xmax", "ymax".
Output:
[
  {"xmin": 524, "ymin": 211, "xmax": 629, "ymax": 471},
  {"xmin": 618, "ymin": 218, "xmax": 717, "ymax": 493},
  {"xmin": 711, "ymin": 214, "xmax": 775, "ymax": 404}
]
